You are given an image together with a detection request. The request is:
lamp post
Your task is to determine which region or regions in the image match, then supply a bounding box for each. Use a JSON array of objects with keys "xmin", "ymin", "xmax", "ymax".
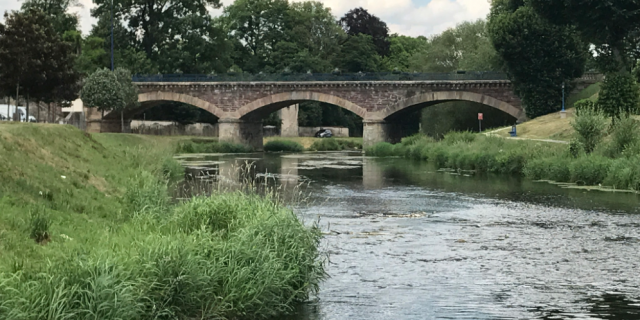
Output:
[
  {"xmin": 110, "ymin": 0, "xmax": 114, "ymax": 71},
  {"xmin": 560, "ymin": 82, "xmax": 567, "ymax": 119}
]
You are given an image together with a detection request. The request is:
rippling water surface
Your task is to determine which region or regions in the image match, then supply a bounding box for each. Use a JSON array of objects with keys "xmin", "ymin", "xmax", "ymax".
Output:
[{"xmin": 178, "ymin": 152, "xmax": 640, "ymax": 320}]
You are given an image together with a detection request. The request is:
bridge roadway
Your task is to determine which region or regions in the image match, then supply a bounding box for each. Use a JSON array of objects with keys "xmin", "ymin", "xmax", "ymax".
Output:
[{"xmin": 85, "ymin": 73, "xmax": 601, "ymax": 150}]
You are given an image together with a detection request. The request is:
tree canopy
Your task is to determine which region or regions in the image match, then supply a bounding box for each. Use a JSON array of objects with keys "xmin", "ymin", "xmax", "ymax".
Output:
[
  {"xmin": 488, "ymin": 0, "xmax": 587, "ymax": 118},
  {"xmin": 339, "ymin": 7, "xmax": 391, "ymax": 57}
]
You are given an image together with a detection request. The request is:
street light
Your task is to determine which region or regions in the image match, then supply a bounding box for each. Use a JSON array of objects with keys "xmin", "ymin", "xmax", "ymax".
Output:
[
  {"xmin": 562, "ymin": 82, "xmax": 565, "ymax": 112},
  {"xmin": 111, "ymin": 0, "xmax": 114, "ymax": 71}
]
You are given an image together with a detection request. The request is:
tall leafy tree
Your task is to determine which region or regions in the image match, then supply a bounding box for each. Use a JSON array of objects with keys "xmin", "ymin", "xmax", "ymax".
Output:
[
  {"xmin": 20, "ymin": 0, "xmax": 81, "ymax": 35},
  {"xmin": 91, "ymin": 0, "xmax": 228, "ymax": 74},
  {"xmin": 339, "ymin": 7, "xmax": 390, "ymax": 56},
  {"xmin": 382, "ymin": 35, "xmax": 429, "ymax": 71},
  {"xmin": 334, "ymin": 34, "xmax": 380, "ymax": 72},
  {"xmin": 409, "ymin": 20, "xmax": 501, "ymax": 73},
  {"xmin": 222, "ymin": 0, "xmax": 290, "ymax": 73},
  {"xmin": 0, "ymin": 9, "xmax": 79, "ymax": 121},
  {"xmin": 488, "ymin": 1, "xmax": 587, "ymax": 118},
  {"xmin": 528, "ymin": 0, "xmax": 640, "ymax": 74}
]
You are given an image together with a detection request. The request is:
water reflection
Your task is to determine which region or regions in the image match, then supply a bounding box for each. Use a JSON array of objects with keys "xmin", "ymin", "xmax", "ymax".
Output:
[{"xmin": 177, "ymin": 152, "xmax": 640, "ymax": 319}]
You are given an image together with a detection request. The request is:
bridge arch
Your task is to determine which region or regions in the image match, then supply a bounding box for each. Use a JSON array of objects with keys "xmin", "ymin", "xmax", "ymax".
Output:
[
  {"xmin": 379, "ymin": 91, "xmax": 525, "ymax": 120},
  {"xmin": 136, "ymin": 91, "xmax": 226, "ymax": 119},
  {"xmin": 236, "ymin": 91, "xmax": 368, "ymax": 120}
]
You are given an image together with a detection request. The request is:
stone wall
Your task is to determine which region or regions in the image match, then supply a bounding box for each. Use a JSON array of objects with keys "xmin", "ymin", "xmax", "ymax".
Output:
[{"xmin": 130, "ymin": 120, "xmax": 218, "ymax": 137}]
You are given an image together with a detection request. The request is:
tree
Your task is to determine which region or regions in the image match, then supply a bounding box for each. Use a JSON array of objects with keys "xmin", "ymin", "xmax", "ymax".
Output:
[
  {"xmin": 21, "ymin": 0, "xmax": 81, "ymax": 35},
  {"xmin": 382, "ymin": 35, "xmax": 429, "ymax": 71},
  {"xmin": 339, "ymin": 7, "xmax": 390, "ymax": 56},
  {"xmin": 0, "ymin": 9, "xmax": 79, "ymax": 122},
  {"xmin": 334, "ymin": 34, "xmax": 380, "ymax": 72},
  {"xmin": 597, "ymin": 73, "xmax": 640, "ymax": 121},
  {"xmin": 488, "ymin": 1, "xmax": 587, "ymax": 118},
  {"xmin": 91, "ymin": 0, "xmax": 227, "ymax": 74},
  {"xmin": 75, "ymin": 36, "xmax": 109, "ymax": 75},
  {"xmin": 528, "ymin": 0, "xmax": 640, "ymax": 74},
  {"xmin": 221, "ymin": 0, "xmax": 289, "ymax": 73},
  {"xmin": 81, "ymin": 68, "xmax": 125, "ymax": 127},
  {"xmin": 409, "ymin": 20, "xmax": 500, "ymax": 73}
]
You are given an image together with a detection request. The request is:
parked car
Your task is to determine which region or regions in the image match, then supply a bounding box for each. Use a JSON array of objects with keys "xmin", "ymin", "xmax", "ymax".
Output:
[{"xmin": 314, "ymin": 128, "xmax": 333, "ymax": 138}]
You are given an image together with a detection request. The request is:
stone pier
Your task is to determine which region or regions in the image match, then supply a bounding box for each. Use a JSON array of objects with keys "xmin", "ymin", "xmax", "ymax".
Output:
[
  {"xmin": 218, "ymin": 119, "xmax": 263, "ymax": 151},
  {"xmin": 279, "ymin": 104, "xmax": 299, "ymax": 137}
]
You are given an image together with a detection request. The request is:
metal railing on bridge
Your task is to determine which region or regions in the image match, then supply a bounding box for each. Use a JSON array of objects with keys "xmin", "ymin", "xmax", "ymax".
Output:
[{"xmin": 132, "ymin": 71, "xmax": 511, "ymax": 83}]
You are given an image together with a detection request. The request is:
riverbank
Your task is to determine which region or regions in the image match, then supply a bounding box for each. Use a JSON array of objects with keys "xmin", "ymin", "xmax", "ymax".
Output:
[
  {"xmin": 0, "ymin": 123, "xmax": 325, "ymax": 319},
  {"xmin": 366, "ymin": 131, "xmax": 640, "ymax": 192}
]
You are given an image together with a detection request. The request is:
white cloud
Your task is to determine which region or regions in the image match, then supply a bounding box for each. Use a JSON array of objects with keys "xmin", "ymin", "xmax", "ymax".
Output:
[{"xmin": 0, "ymin": 0, "xmax": 490, "ymax": 37}]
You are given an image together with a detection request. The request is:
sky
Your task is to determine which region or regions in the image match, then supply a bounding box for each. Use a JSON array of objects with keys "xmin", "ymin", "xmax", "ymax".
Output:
[{"xmin": 0, "ymin": 0, "xmax": 490, "ymax": 38}]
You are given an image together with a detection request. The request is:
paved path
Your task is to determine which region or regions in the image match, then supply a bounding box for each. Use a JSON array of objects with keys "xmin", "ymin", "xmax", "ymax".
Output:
[{"xmin": 483, "ymin": 127, "xmax": 569, "ymax": 144}]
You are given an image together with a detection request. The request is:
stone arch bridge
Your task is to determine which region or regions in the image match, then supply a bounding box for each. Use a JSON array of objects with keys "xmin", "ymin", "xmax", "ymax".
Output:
[{"xmin": 86, "ymin": 74, "xmax": 600, "ymax": 150}]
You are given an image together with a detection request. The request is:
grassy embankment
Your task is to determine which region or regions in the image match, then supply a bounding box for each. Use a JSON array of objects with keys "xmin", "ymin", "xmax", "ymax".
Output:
[
  {"xmin": 264, "ymin": 137, "xmax": 362, "ymax": 151},
  {"xmin": 0, "ymin": 123, "xmax": 325, "ymax": 319},
  {"xmin": 490, "ymin": 83, "xmax": 602, "ymax": 141},
  {"xmin": 367, "ymin": 122, "xmax": 640, "ymax": 192}
]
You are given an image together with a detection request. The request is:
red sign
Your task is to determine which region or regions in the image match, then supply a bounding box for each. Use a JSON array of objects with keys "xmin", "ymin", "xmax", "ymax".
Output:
[{"xmin": 478, "ymin": 113, "xmax": 484, "ymax": 120}]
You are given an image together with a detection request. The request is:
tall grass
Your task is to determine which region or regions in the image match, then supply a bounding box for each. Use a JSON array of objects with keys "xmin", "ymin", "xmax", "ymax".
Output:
[
  {"xmin": 176, "ymin": 140, "xmax": 253, "ymax": 153},
  {"xmin": 0, "ymin": 125, "xmax": 325, "ymax": 319},
  {"xmin": 367, "ymin": 112, "xmax": 640, "ymax": 191},
  {"xmin": 264, "ymin": 140, "xmax": 304, "ymax": 152},
  {"xmin": 309, "ymin": 138, "xmax": 362, "ymax": 151}
]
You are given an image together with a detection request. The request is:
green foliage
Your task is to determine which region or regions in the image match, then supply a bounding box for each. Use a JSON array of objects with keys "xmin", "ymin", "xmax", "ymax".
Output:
[
  {"xmin": 21, "ymin": 0, "xmax": 80, "ymax": 35},
  {"xmin": 339, "ymin": 7, "xmax": 390, "ymax": 57},
  {"xmin": 571, "ymin": 107, "xmax": 608, "ymax": 154},
  {"xmin": 81, "ymin": 68, "xmax": 125, "ymax": 112},
  {"xmin": 574, "ymin": 99, "xmax": 597, "ymax": 112},
  {"xmin": 606, "ymin": 116, "xmax": 640, "ymax": 157},
  {"xmin": 0, "ymin": 8, "xmax": 80, "ymax": 105},
  {"xmin": 28, "ymin": 206, "xmax": 51, "ymax": 243},
  {"xmin": 409, "ymin": 20, "xmax": 501, "ymax": 72},
  {"xmin": 113, "ymin": 68, "xmax": 140, "ymax": 110},
  {"xmin": 443, "ymin": 131, "xmax": 476, "ymax": 144},
  {"xmin": 597, "ymin": 73, "xmax": 640, "ymax": 120},
  {"xmin": 334, "ymin": 34, "xmax": 380, "ymax": 72},
  {"xmin": 365, "ymin": 142, "xmax": 398, "ymax": 157},
  {"xmin": 528, "ymin": 0, "xmax": 640, "ymax": 73},
  {"xmin": 264, "ymin": 140, "xmax": 304, "ymax": 152},
  {"xmin": 176, "ymin": 141, "xmax": 253, "ymax": 153},
  {"xmin": 309, "ymin": 138, "xmax": 362, "ymax": 151},
  {"xmin": 488, "ymin": 1, "xmax": 587, "ymax": 118},
  {"xmin": 0, "ymin": 125, "xmax": 325, "ymax": 319},
  {"xmin": 569, "ymin": 155, "xmax": 610, "ymax": 185}
]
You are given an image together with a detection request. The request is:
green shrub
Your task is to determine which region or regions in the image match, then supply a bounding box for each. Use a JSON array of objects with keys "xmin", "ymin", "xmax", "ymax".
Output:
[
  {"xmin": 574, "ymin": 99, "xmax": 597, "ymax": 111},
  {"xmin": 365, "ymin": 142, "xmax": 397, "ymax": 157},
  {"xmin": 608, "ymin": 116, "xmax": 639, "ymax": 157},
  {"xmin": 264, "ymin": 140, "xmax": 304, "ymax": 152},
  {"xmin": 310, "ymin": 139, "xmax": 362, "ymax": 151},
  {"xmin": 571, "ymin": 107, "xmax": 607, "ymax": 154},
  {"xmin": 603, "ymin": 157, "xmax": 639, "ymax": 190},
  {"xmin": 29, "ymin": 206, "xmax": 50, "ymax": 243},
  {"xmin": 569, "ymin": 155, "xmax": 611, "ymax": 185},
  {"xmin": 597, "ymin": 72, "xmax": 640, "ymax": 120},
  {"xmin": 161, "ymin": 156, "xmax": 184, "ymax": 180},
  {"xmin": 401, "ymin": 134, "xmax": 433, "ymax": 146},
  {"xmin": 176, "ymin": 141, "xmax": 253, "ymax": 153}
]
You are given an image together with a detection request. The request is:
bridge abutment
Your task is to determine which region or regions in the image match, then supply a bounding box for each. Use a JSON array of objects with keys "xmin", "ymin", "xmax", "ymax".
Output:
[{"xmin": 218, "ymin": 119, "xmax": 264, "ymax": 151}]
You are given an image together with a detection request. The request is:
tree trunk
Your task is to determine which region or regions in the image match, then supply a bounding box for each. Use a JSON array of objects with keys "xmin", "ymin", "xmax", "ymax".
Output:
[
  {"xmin": 5, "ymin": 96, "xmax": 8, "ymax": 121},
  {"xmin": 47, "ymin": 103, "xmax": 51, "ymax": 123},
  {"xmin": 121, "ymin": 110, "xmax": 124, "ymax": 133},
  {"xmin": 37, "ymin": 101, "xmax": 40, "ymax": 122}
]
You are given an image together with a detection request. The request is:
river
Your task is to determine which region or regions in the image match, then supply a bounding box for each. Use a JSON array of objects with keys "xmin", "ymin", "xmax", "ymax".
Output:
[{"xmin": 177, "ymin": 151, "xmax": 640, "ymax": 320}]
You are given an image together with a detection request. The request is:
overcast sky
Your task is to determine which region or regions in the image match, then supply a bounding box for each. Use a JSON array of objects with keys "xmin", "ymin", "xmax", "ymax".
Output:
[{"xmin": 0, "ymin": 0, "xmax": 490, "ymax": 37}]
